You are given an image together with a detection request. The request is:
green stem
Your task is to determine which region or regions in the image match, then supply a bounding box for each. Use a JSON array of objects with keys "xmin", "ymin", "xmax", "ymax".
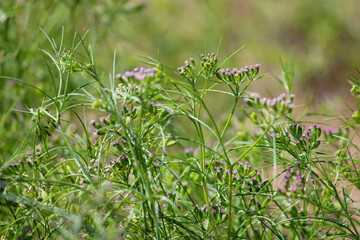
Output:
[
  {"xmin": 194, "ymin": 77, "xmax": 219, "ymax": 239},
  {"xmin": 216, "ymin": 95, "xmax": 239, "ymax": 151},
  {"xmin": 197, "ymin": 76, "xmax": 209, "ymax": 170},
  {"xmin": 57, "ymin": 123, "xmax": 94, "ymax": 186},
  {"xmin": 227, "ymin": 165, "xmax": 234, "ymax": 240},
  {"xmin": 233, "ymin": 122, "xmax": 273, "ymax": 167}
]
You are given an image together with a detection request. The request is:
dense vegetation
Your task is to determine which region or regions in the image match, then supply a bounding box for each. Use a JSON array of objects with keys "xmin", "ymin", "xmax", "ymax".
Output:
[{"xmin": 2, "ymin": 1, "xmax": 360, "ymax": 239}]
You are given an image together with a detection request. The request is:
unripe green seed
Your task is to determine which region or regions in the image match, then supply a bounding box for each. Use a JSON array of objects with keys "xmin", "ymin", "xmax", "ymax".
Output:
[{"xmin": 352, "ymin": 111, "xmax": 360, "ymax": 123}]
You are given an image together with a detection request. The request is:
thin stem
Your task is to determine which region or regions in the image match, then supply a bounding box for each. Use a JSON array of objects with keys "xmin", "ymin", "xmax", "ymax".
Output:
[{"xmin": 193, "ymin": 76, "xmax": 220, "ymax": 238}]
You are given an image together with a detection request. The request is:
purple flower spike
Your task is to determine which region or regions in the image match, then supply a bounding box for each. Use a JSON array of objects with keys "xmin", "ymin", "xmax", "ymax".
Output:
[
  {"xmin": 135, "ymin": 74, "xmax": 146, "ymax": 81},
  {"xmin": 270, "ymin": 98, "xmax": 277, "ymax": 107},
  {"xmin": 283, "ymin": 172, "xmax": 291, "ymax": 178},
  {"xmin": 279, "ymin": 93, "xmax": 286, "ymax": 99},
  {"xmin": 124, "ymin": 71, "xmax": 133, "ymax": 77},
  {"xmin": 266, "ymin": 99, "xmax": 271, "ymax": 106}
]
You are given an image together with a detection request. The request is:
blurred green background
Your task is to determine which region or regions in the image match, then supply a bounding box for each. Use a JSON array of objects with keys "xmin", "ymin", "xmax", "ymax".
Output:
[{"xmin": 1, "ymin": 0, "xmax": 360, "ymax": 158}]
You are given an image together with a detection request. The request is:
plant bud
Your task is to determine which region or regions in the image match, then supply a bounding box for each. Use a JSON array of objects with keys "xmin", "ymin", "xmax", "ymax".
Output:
[
  {"xmin": 166, "ymin": 139, "xmax": 177, "ymax": 146},
  {"xmin": 351, "ymin": 85, "xmax": 360, "ymax": 95},
  {"xmin": 352, "ymin": 111, "xmax": 360, "ymax": 123},
  {"xmin": 250, "ymin": 112, "xmax": 258, "ymax": 124},
  {"xmin": 40, "ymin": 190, "xmax": 48, "ymax": 200},
  {"xmin": 92, "ymin": 100, "xmax": 101, "ymax": 109},
  {"xmin": 86, "ymin": 63, "xmax": 92, "ymax": 70},
  {"xmin": 101, "ymin": 103, "xmax": 107, "ymax": 110},
  {"xmin": 91, "ymin": 121, "xmax": 102, "ymax": 129},
  {"xmin": 312, "ymin": 140, "xmax": 320, "ymax": 149},
  {"xmin": 103, "ymin": 118, "xmax": 112, "ymax": 126},
  {"xmin": 96, "ymin": 129, "xmax": 107, "ymax": 135}
]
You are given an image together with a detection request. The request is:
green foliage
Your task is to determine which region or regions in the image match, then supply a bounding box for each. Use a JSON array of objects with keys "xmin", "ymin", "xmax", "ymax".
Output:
[
  {"xmin": 2, "ymin": 1, "xmax": 360, "ymax": 239},
  {"xmin": 1, "ymin": 32, "xmax": 360, "ymax": 239}
]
